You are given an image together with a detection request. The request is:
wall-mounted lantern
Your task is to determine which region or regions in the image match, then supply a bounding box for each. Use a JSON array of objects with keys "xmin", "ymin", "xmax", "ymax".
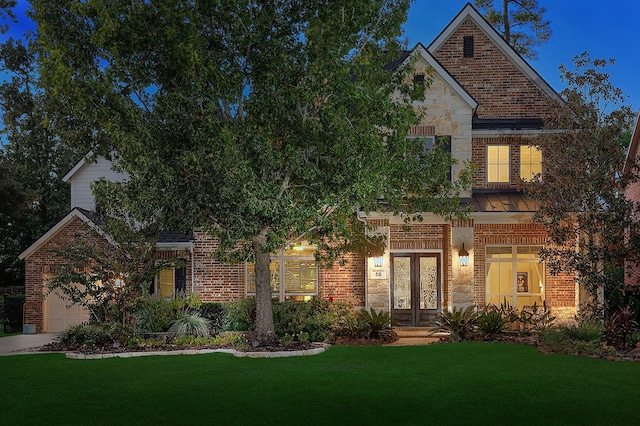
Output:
[
  {"xmin": 373, "ymin": 256, "xmax": 384, "ymax": 268},
  {"xmin": 459, "ymin": 243, "xmax": 469, "ymax": 267}
]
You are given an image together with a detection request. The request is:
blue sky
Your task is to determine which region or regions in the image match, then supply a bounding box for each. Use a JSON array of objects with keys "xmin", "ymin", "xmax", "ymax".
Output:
[
  {"xmin": 3, "ymin": 0, "xmax": 639, "ymax": 113},
  {"xmin": 404, "ymin": 0, "xmax": 640, "ymax": 112}
]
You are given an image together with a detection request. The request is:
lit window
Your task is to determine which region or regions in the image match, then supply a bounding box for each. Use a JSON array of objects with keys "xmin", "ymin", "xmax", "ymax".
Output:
[
  {"xmin": 487, "ymin": 145, "xmax": 510, "ymax": 183},
  {"xmin": 485, "ymin": 246, "xmax": 544, "ymax": 310},
  {"xmin": 520, "ymin": 145, "xmax": 542, "ymax": 180},
  {"xmin": 152, "ymin": 262, "xmax": 187, "ymax": 297},
  {"xmin": 246, "ymin": 242, "xmax": 318, "ymax": 302}
]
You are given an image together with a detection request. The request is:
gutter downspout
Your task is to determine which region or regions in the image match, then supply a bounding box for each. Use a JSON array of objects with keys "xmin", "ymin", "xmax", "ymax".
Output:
[{"xmin": 190, "ymin": 245, "xmax": 195, "ymax": 294}]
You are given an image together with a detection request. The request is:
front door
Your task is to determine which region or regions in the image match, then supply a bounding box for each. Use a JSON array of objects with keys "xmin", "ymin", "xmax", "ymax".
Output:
[{"xmin": 391, "ymin": 254, "xmax": 441, "ymax": 326}]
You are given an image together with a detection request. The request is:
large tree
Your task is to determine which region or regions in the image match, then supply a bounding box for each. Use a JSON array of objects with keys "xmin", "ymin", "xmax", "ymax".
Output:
[
  {"xmin": 0, "ymin": 36, "xmax": 82, "ymax": 287},
  {"xmin": 31, "ymin": 0, "xmax": 471, "ymax": 343},
  {"xmin": 523, "ymin": 52, "xmax": 636, "ymax": 316},
  {"xmin": 475, "ymin": 0, "xmax": 551, "ymax": 60}
]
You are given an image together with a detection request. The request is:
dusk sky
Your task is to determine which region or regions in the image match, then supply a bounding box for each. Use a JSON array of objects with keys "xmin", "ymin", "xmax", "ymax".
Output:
[
  {"xmin": 2, "ymin": 0, "xmax": 639, "ymax": 114},
  {"xmin": 405, "ymin": 0, "xmax": 640, "ymax": 113}
]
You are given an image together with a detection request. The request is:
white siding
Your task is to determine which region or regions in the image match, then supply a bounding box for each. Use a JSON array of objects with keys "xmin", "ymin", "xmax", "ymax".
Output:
[{"xmin": 67, "ymin": 157, "xmax": 128, "ymax": 210}]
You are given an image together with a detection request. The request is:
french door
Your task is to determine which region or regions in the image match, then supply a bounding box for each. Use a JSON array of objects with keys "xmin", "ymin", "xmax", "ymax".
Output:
[{"xmin": 391, "ymin": 254, "xmax": 441, "ymax": 326}]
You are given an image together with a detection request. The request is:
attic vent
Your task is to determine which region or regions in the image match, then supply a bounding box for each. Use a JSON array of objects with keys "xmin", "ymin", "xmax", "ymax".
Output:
[{"xmin": 463, "ymin": 36, "xmax": 474, "ymax": 58}]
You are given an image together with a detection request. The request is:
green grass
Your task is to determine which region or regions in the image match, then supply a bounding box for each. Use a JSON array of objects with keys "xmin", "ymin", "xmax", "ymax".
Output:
[{"xmin": 1, "ymin": 343, "xmax": 639, "ymax": 425}]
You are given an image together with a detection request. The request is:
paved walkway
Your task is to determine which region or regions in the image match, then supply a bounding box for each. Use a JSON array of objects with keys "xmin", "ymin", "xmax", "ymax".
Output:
[{"xmin": 0, "ymin": 333, "xmax": 58, "ymax": 355}]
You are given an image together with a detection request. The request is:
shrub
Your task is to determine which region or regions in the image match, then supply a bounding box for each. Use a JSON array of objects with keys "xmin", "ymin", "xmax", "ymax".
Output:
[
  {"xmin": 199, "ymin": 302, "xmax": 226, "ymax": 333},
  {"xmin": 223, "ymin": 298, "xmax": 256, "ymax": 331},
  {"xmin": 57, "ymin": 322, "xmax": 114, "ymax": 348},
  {"xmin": 168, "ymin": 312, "xmax": 211, "ymax": 339},
  {"xmin": 436, "ymin": 305, "xmax": 478, "ymax": 341},
  {"xmin": 335, "ymin": 309, "xmax": 370, "ymax": 339},
  {"xmin": 272, "ymin": 297, "xmax": 345, "ymax": 342},
  {"xmin": 604, "ymin": 306, "xmax": 639, "ymax": 350},
  {"xmin": 136, "ymin": 294, "xmax": 202, "ymax": 333},
  {"xmin": 358, "ymin": 308, "xmax": 392, "ymax": 339},
  {"xmin": 477, "ymin": 310, "xmax": 506, "ymax": 338}
]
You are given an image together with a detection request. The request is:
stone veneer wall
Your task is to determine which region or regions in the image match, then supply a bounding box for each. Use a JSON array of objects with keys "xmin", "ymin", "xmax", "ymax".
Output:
[{"xmin": 474, "ymin": 223, "xmax": 576, "ymax": 319}]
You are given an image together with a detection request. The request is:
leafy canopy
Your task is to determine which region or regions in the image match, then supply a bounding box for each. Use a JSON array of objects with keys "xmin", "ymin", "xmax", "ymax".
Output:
[
  {"xmin": 475, "ymin": 0, "xmax": 551, "ymax": 60},
  {"xmin": 523, "ymin": 52, "xmax": 635, "ymax": 309}
]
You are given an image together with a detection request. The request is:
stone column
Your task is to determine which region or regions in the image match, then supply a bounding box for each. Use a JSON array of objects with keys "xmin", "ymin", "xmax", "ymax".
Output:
[
  {"xmin": 450, "ymin": 220, "xmax": 475, "ymax": 310},
  {"xmin": 365, "ymin": 226, "xmax": 391, "ymax": 312}
]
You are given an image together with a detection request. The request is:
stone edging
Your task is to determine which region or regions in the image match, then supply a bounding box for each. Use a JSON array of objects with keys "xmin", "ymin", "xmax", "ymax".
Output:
[{"xmin": 65, "ymin": 344, "xmax": 328, "ymax": 360}]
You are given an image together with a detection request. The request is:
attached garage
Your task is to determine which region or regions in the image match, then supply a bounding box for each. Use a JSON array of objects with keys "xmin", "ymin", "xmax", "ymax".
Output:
[{"xmin": 44, "ymin": 288, "xmax": 90, "ymax": 333}]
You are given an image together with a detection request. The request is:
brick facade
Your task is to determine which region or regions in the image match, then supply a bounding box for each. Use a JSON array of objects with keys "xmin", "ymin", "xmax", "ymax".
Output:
[
  {"xmin": 23, "ymin": 216, "xmax": 111, "ymax": 333},
  {"xmin": 431, "ymin": 18, "xmax": 550, "ymax": 119},
  {"xmin": 472, "ymin": 135, "xmax": 538, "ymax": 190},
  {"xmin": 474, "ymin": 223, "xmax": 575, "ymax": 314}
]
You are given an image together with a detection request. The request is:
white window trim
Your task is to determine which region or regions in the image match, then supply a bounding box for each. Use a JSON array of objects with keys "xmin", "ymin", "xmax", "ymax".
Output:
[
  {"xmin": 245, "ymin": 249, "xmax": 319, "ymax": 302},
  {"xmin": 485, "ymin": 245, "xmax": 545, "ymax": 307}
]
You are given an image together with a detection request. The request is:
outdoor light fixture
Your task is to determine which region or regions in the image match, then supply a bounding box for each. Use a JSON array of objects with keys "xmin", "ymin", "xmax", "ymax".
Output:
[
  {"xmin": 459, "ymin": 243, "xmax": 469, "ymax": 267},
  {"xmin": 373, "ymin": 256, "xmax": 384, "ymax": 268}
]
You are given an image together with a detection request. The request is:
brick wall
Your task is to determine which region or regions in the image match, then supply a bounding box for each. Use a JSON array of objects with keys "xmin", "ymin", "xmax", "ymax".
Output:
[
  {"xmin": 474, "ymin": 223, "xmax": 575, "ymax": 310},
  {"xmin": 432, "ymin": 18, "xmax": 550, "ymax": 119},
  {"xmin": 192, "ymin": 230, "xmax": 245, "ymax": 302},
  {"xmin": 23, "ymin": 216, "xmax": 109, "ymax": 332},
  {"xmin": 472, "ymin": 135, "xmax": 538, "ymax": 189},
  {"xmin": 319, "ymin": 254, "xmax": 365, "ymax": 306}
]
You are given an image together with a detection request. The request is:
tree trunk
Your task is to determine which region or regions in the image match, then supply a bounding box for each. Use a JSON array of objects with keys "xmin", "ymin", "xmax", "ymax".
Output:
[
  {"xmin": 502, "ymin": 0, "xmax": 510, "ymax": 43},
  {"xmin": 252, "ymin": 235, "xmax": 277, "ymax": 344}
]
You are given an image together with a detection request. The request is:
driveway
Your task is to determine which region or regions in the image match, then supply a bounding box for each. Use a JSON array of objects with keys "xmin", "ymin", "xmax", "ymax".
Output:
[{"xmin": 0, "ymin": 333, "xmax": 58, "ymax": 355}]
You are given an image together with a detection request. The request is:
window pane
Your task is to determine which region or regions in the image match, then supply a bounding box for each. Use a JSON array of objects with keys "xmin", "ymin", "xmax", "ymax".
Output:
[
  {"xmin": 158, "ymin": 269, "xmax": 173, "ymax": 297},
  {"xmin": 246, "ymin": 261, "xmax": 280, "ymax": 294},
  {"xmin": 284, "ymin": 259, "xmax": 317, "ymax": 293},
  {"xmin": 486, "ymin": 246, "xmax": 512, "ymax": 259},
  {"xmin": 520, "ymin": 146, "xmax": 542, "ymax": 180},
  {"xmin": 517, "ymin": 246, "xmax": 543, "ymax": 258},
  {"xmin": 393, "ymin": 257, "xmax": 411, "ymax": 309},
  {"xmin": 487, "ymin": 145, "xmax": 510, "ymax": 183},
  {"xmin": 284, "ymin": 242, "xmax": 316, "ymax": 256},
  {"xmin": 486, "ymin": 262, "xmax": 512, "ymax": 296}
]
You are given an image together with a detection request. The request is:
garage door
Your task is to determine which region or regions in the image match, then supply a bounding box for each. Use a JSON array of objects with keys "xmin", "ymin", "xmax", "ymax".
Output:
[{"xmin": 45, "ymin": 289, "xmax": 90, "ymax": 333}]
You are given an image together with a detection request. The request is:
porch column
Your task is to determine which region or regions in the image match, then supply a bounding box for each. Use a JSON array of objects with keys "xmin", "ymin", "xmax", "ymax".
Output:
[
  {"xmin": 450, "ymin": 219, "xmax": 475, "ymax": 309},
  {"xmin": 365, "ymin": 225, "xmax": 391, "ymax": 312}
]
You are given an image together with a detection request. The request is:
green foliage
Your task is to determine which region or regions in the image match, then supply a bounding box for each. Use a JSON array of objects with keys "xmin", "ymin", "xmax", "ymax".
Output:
[
  {"xmin": 474, "ymin": 0, "xmax": 551, "ymax": 60},
  {"xmin": 136, "ymin": 294, "xmax": 202, "ymax": 333},
  {"xmin": 358, "ymin": 308, "xmax": 392, "ymax": 339},
  {"xmin": 223, "ymin": 298, "xmax": 257, "ymax": 332},
  {"xmin": 30, "ymin": 0, "xmax": 472, "ymax": 342},
  {"xmin": 198, "ymin": 302, "xmax": 227, "ymax": 333},
  {"xmin": 0, "ymin": 36, "xmax": 83, "ymax": 287},
  {"xmin": 280, "ymin": 334, "xmax": 294, "ymax": 346},
  {"xmin": 56, "ymin": 322, "xmax": 114, "ymax": 348},
  {"xmin": 168, "ymin": 312, "xmax": 211, "ymax": 339},
  {"xmin": 272, "ymin": 297, "xmax": 348, "ymax": 342},
  {"xmin": 436, "ymin": 305, "xmax": 479, "ymax": 341},
  {"xmin": 525, "ymin": 53, "xmax": 635, "ymax": 307},
  {"xmin": 477, "ymin": 310, "xmax": 507, "ymax": 337},
  {"xmin": 538, "ymin": 321, "xmax": 610, "ymax": 357}
]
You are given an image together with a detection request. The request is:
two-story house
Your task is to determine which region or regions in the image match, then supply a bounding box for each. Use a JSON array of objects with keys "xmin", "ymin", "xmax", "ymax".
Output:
[{"xmin": 20, "ymin": 3, "xmax": 577, "ymax": 333}]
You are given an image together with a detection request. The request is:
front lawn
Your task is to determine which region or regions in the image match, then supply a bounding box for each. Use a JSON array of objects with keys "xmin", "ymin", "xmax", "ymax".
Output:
[{"xmin": 2, "ymin": 343, "xmax": 639, "ymax": 425}]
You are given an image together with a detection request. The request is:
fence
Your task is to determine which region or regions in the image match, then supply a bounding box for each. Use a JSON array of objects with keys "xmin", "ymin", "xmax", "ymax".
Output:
[{"xmin": 2, "ymin": 294, "xmax": 25, "ymax": 334}]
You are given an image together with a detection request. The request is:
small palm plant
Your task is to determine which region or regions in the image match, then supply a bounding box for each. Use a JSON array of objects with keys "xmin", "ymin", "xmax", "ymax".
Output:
[
  {"xmin": 435, "ymin": 305, "xmax": 479, "ymax": 341},
  {"xmin": 168, "ymin": 311, "xmax": 211, "ymax": 339},
  {"xmin": 358, "ymin": 308, "xmax": 393, "ymax": 339}
]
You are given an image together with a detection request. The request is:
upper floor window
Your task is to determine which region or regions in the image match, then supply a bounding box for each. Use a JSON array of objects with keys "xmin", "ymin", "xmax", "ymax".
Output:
[
  {"xmin": 487, "ymin": 145, "xmax": 510, "ymax": 183},
  {"xmin": 246, "ymin": 242, "xmax": 318, "ymax": 302},
  {"xmin": 520, "ymin": 145, "xmax": 542, "ymax": 181}
]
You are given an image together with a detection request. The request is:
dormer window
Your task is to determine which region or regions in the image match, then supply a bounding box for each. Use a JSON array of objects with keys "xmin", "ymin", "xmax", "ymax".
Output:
[{"xmin": 463, "ymin": 36, "xmax": 474, "ymax": 58}]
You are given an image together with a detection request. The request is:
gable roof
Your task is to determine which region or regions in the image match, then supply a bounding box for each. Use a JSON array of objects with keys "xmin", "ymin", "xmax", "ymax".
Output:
[
  {"xmin": 62, "ymin": 152, "xmax": 94, "ymax": 183},
  {"xmin": 18, "ymin": 208, "xmax": 115, "ymax": 260},
  {"xmin": 427, "ymin": 2, "xmax": 559, "ymax": 102},
  {"xmin": 410, "ymin": 43, "xmax": 478, "ymax": 112}
]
